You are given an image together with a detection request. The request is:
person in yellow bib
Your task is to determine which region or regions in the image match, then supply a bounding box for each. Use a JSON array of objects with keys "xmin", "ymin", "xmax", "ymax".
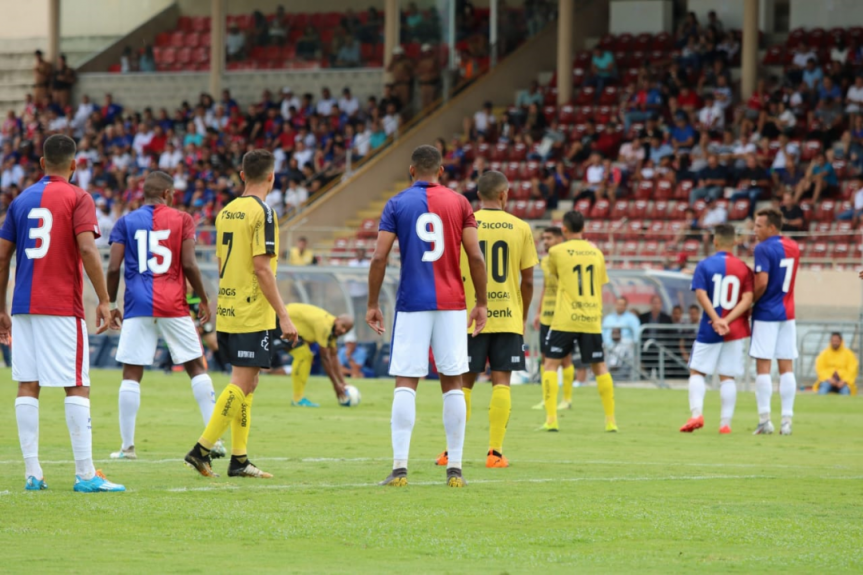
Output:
[
  {"xmin": 435, "ymin": 171, "xmax": 538, "ymax": 469},
  {"xmin": 541, "ymin": 210, "xmax": 617, "ymax": 432},
  {"xmin": 532, "ymin": 227, "xmax": 589, "ymax": 411},
  {"xmin": 283, "ymin": 303, "xmax": 355, "ymax": 407}
]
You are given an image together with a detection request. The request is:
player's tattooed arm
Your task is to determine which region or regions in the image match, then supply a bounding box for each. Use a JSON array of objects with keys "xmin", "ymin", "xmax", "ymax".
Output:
[
  {"xmin": 106, "ymin": 242, "xmax": 124, "ymax": 330},
  {"xmin": 0, "ymin": 238, "xmax": 13, "ymax": 343},
  {"xmin": 78, "ymin": 231, "xmax": 112, "ymax": 334},
  {"xmin": 366, "ymin": 230, "xmax": 396, "ymax": 335},
  {"xmin": 462, "ymin": 226, "xmax": 488, "ymax": 336}
]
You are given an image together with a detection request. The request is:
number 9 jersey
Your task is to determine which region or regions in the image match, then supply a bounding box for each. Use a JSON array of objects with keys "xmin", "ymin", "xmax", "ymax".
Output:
[
  {"xmin": 109, "ymin": 204, "xmax": 196, "ymax": 319},
  {"xmin": 378, "ymin": 181, "xmax": 476, "ymax": 312}
]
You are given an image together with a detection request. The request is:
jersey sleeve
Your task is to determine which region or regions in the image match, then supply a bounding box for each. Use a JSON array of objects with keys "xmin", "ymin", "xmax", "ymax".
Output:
[
  {"xmin": 181, "ymin": 212, "xmax": 196, "ymax": 242},
  {"xmin": 379, "ymin": 198, "xmax": 396, "ymax": 233},
  {"xmin": 109, "ymin": 216, "xmax": 126, "ymax": 245},
  {"xmin": 740, "ymin": 263, "xmax": 754, "ymax": 294},
  {"xmin": 461, "ymin": 196, "xmax": 477, "ymax": 229},
  {"xmin": 547, "ymin": 248, "xmax": 558, "ymax": 278},
  {"xmin": 73, "ymin": 192, "xmax": 100, "ymax": 238},
  {"xmin": 753, "ymin": 244, "xmax": 770, "ymax": 274},
  {"xmin": 252, "ymin": 203, "xmax": 276, "ymax": 257},
  {"xmin": 690, "ymin": 263, "xmax": 708, "ymax": 291},
  {"xmin": 0, "ymin": 201, "xmax": 15, "ymax": 243},
  {"xmin": 520, "ymin": 225, "xmax": 539, "ymax": 270},
  {"xmin": 599, "ymin": 252, "xmax": 610, "ymax": 285},
  {"xmin": 317, "ymin": 318, "xmax": 336, "ymax": 348}
]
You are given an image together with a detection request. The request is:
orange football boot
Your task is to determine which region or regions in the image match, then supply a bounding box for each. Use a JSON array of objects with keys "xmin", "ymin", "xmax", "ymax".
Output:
[
  {"xmin": 679, "ymin": 415, "xmax": 704, "ymax": 432},
  {"xmin": 719, "ymin": 425, "xmax": 732, "ymax": 434},
  {"xmin": 434, "ymin": 450, "xmax": 448, "ymax": 466},
  {"xmin": 486, "ymin": 450, "xmax": 509, "ymax": 468}
]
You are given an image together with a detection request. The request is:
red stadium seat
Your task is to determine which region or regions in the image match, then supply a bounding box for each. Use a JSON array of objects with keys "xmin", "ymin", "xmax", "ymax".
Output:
[
  {"xmin": 503, "ymin": 161, "xmax": 520, "ymax": 181},
  {"xmin": 635, "ymin": 180, "xmax": 654, "ymax": 200},
  {"xmin": 575, "ymin": 87, "xmax": 595, "ymax": 105},
  {"xmin": 647, "ymin": 200, "xmax": 669, "ymax": 220},
  {"xmin": 671, "ymin": 201, "xmax": 689, "ymax": 220},
  {"xmin": 590, "ymin": 199, "xmax": 611, "ymax": 219},
  {"xmin": 810, "ymin": 242, "xmax": 829, "ymax": 259},
  {"xmin": 177, "ymin": 16, "xmax": 192, "ymax": 32},
  {"xmin": 476, "ymin": 143, "xmax": 491, "ymax": 159},
  {"xmin": 634, "ymin": 33, "xmax": 652, "ymax": 52},
  {"xmin": 620, "ymin": 240, "xmax": 639, "ymax": 256},
  {"xmin": 692, "ymin": 199, "xmax": 707, "ymax": 217},
  {"xmin": 654, "ymin": 180, "xmax": 673, "ymax": 200},
  {"xmin": 192, "ymin": 47, "xmax": 209, "ymax": 64},
  {"xmin": 558, "ymin": 104, "xmax": 575, "ymax": 124},
  {"xmin": 526, "ymin": 200, "xmax": 547, "ymax": 219},
  {"xmin": 675, "ymin": 180, "xmax": 693, "ymax": 200},
  {"xmin": 177, "ymin": 47, "xmax": 192, "ymax": 64},
  {"xmin": 728, "ymin": 200, "xmax": 750, "ymax": 221},
  {"xmin": 599, "ymin": 86, "xmax": 619, "ymax": 105},
  {"xmin": 832, "ymin": 160, "xmax": 848, "ymax": 180},
  {"xmin": 811, "ymin": 221, "xmax": 832, "ymax": 241},
  {"xmin": 510, "ymin": 143, "xmax": 527, "ymax": 161},
  {"xmin": 584, "ymin": 220, "xmax": 606, "ymax": 241},
  {"xmin": 614, "ymin": 33, "xmax": 633, "ymax": 51},
  {"xmin": 682, "ymin": 239, "xmax": 701, "ymax": 255},
  {"xmin": 357, "ymin": 218, "xmax": 378, "ymax": 239},
  {"xmin": 647, "ymin": 220, "xmax": 668, "ymax": 240},
  {"xmin": 653, "ymin": 32, "xmax": 672, "ymax": 51},
  {"xmin": 185, "ymin": 33, "xmax": 201, "ymax": 48},
  {"xmin": 491, "ymin": 143, "xmax": 509, "ymax": 162},
  {"xmin": 521, "ymin": 161, "xmax": 541, "ymax": 179},
  {"xmin": 192, "ymin": 16, "xmax": 211, "ymax": 32},
  {"xmin": 575, "ymin": 198, "xmax": 592, "ymax": 214},
  {"xmin": 801, "ymin": 140, "xmax": 823, "ymax": 161},
  {"xmin": 333, "ymin": 237, "xmax": 350, "ymax": 253},
  {"xmin": 543, "ymin": 105, "xmax": 558, "ymax": 124},
  {"xmin": 155, "ymin": 32, "xmax": 170, "ymax": 47},
  {"xmin": 763, "ymin": 45, "xmax": 785, "ymax": 65},
  {"xmin": 835, "ymin": 220, "xmax": 854, "ymax": 241},
  {"xmin": 170, "ymin": 31, "xmax": 185, "ymax": 48},
  {"xmin": 510, "ymin": 200, "xmax": 528, "ymax": 218},
  {"xmin": 610, "ymin": 199, "xmax": 628, "ymax": 220},
  {"xmin": 640, "ymin": 239, "xmax": 662, "ymax": 255},
  {"xmin": 833, "ymin": 242, "xmax": 851, "ymax": 259},
  {"xmin": 630, "ymin": 200, "xmax": 648, "ymax": 219},
  {"xmin": 572, "ymin": 67, "xmax": 586, "ymax": 86},
  {"xmin": 624, "ymin": 220, "xmax": 644, "ymax": 240},
  {"xmin": 160, "ymin": 48, "xmax": 177, "ymax": 65},
  {"xmin": 814, "ymin": 200, "xmax": 836, "ymax": 221}
]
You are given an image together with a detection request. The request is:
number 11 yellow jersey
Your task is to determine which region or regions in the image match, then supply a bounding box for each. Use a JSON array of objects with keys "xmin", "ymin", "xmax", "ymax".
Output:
[
  {"xmin": 461, "ymin": 208, "xmax": 538, "ymax": 334},
  {"xmin": 547, "ymin": 238, "xmax": 609, "ymax": 334}
]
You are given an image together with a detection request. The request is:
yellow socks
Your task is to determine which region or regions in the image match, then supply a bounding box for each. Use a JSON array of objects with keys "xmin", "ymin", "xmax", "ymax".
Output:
[
  {"xmin": 488, "ymin": 385, "xmax": 511, "ymax": 452},
  {"xmin": 290, "ymin": 345, "xmax": 313, "ymax": 402},
  {"xmin": 562, "ymin": 365, "xmax": 575, "ymax": 403},
  {"xmin": 231, "ymin": 393, "xmax": 254, "ymax": 458},
  {"xmin": 200, "ymin": 383, "xmax": 245, "ymax": 449},
  {"xmin": 542, "ymin": 371, "xmax": 558, "ymax": 424},
  {"xmin": 596, "ymin": 372, "xmax": 616, "ymax": 421},
  {"xmin": 463, "ymin": 386, "xmax": 472, "ymax": 423}
]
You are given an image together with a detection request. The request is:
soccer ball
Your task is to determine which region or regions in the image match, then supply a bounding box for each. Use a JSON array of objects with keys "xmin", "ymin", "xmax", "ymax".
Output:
[{"xmin": 341, "ymin": 385, "xmax": 361, "ymax": 407}]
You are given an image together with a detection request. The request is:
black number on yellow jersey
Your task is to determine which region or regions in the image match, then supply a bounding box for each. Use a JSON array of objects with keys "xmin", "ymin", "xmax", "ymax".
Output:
[
  {"xmin": 220, "ymin": 232, "xmax": 234, "ymax": 279},
  {"xmin": 479, "ymin": 240, "xmax": 509, "ymax": 283},
  {"xmin": 573, "ymin": 264, "xmax": 595, "ymax": 297}
]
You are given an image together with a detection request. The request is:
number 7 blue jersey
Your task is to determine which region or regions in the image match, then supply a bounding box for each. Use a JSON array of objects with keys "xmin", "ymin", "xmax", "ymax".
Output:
[
  {"xmin": 378, "ymin": 181, "xmax": 477, "ymax": 312},
  {"xmin": 752, "ymin": 235, "xmax": 800, "ymax": 322}
]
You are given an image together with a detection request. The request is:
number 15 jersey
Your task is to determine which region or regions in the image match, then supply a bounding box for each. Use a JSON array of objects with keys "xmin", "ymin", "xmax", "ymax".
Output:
[
  {"xmin": 0, "ymin": 175, "xmax": 100, "ymax": 319},
  {"xmin": 109, "ymin": 204, "xmax": 196, "ymax": 319},
  {"xmin": 547, "ymin": 239, "xmax": 609, "ymax": 334},
  {"xmin": 378, "ymin": 181, "xmax": 476, "ymax": 312}
]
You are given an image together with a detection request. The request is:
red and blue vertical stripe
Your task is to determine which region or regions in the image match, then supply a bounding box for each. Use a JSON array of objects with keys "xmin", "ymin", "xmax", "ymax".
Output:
[{"xmin": 752, "ymin": 235, "xmax": 800, "ymax": 322}]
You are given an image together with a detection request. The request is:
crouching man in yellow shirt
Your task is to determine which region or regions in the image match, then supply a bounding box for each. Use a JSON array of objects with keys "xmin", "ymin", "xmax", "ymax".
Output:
[{"xmin": 814, "ymin": 332, "xmax": 858, "ymax": 396}]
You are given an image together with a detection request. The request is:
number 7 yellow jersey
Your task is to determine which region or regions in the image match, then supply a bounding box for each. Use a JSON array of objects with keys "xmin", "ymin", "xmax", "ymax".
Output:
[
  {"xmin": 547, "ymin": 238, "xmax": 609, "ymax": 334},
  {"xmin": 215, "ymin": 196, "xmax": 278, "ymax": 333},
  {"xmin": 461, "ymin": 208, "xmax": 538, "ymax": 334}
]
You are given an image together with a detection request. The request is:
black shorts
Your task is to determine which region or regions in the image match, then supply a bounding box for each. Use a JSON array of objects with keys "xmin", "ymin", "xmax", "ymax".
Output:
[
  {"xmin": 544, "ymin": 329, "xmax": 605, "ymax": 364},
  {"xmin": 539, "ymin": 324, "xmax": 587, "ymax": 368},
  {"xmin": 467, "ymin": 333, "xmax": 526, "ymax": 373},
  {"xmin": 217, "ymin": 330, "xmax": 277, "ymax": 368}
]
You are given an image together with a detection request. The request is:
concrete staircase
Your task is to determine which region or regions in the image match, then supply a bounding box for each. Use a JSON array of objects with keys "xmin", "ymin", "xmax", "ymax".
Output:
[{"xmin": 0, "ymin": 36, "xmax": 118, "ymax": 112}]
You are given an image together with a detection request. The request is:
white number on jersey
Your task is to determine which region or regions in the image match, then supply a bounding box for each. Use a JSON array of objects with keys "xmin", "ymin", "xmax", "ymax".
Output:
[
  {"xmin": 24, "ymin": 207, "xmax": 53, "ymax": 260},
  {"xmin": 415, "ymin": 213, "xmax": 444, "ymax": 262},
  {"xmin": 134, "ymin": 229, "xmax": 172, "ymax": 274},
  {"xmin": 711, "ymin": 273, "xmax": 741, "ymax": 311},
  {"xmin": 779, "ymin": 257, "xmax": 794, "ymax": 293}
]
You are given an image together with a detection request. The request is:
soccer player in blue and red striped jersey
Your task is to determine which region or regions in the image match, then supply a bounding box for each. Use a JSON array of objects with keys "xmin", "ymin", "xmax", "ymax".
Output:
[
  {"xmin": 0, "ymin": 134, "xmax": 124, "ymax": 492},
  {"xmin": 681, "ymin": 224, "xmax": 753, "ymax": 435},
  {"xmin": 105, "ymin": 171, "xmax": 221, "ymax": 461},
  {"xmin": 366, "ymin": 145, "xmax": 487, "ymax": 488},
  {"xmin": 750, "ymin": 208, "xmax": 801, "ymax": 436}
]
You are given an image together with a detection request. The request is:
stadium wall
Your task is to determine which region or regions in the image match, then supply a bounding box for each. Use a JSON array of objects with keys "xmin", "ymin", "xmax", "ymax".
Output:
[
  {"xmin": 176, "ymin": 0, "xmax": 514, "ymax": 15},
  {"xmin": 610, "ymin": 0, "xmax": 673, "ymax": 34},
  {"xmin": 686, "ymin": 0, "xmax": 775, "ymax": 32},
  {"xmin": 0, "ymin": 0, "xmax": 175, "ymax": 39},
  {"xmin": 73, "ymin": 68, "xmax": 385, "ymax": 113},
  {"xmin": 788, "ymin": 0, "xmax": 863, "ymax": 30}
]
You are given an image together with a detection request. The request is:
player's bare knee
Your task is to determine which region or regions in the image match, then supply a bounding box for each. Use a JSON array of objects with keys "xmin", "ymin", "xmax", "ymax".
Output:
[
  {"xmin": 690, "ymin": 369, "xmax": 706, "ymax": 377},
  {"xmin": 17, "ymin": 381, "xmax": 39, "ymax": 398},
  {"xmin": 65, "ymin": 385, "xmax": 89, "ymax": 399},
  {"xmin": 439, "ymin": 374, "xmax": 462, "ymax": 393},
  {"xmin": 590, "ymin": 362, "xmax": 608, "ymax": 376},
  {"xmin": 122, "ymin": 364, "xmax": 145, "ymax": 382},
  {"xmin": 184, "ymin": 357, "xmax": 207, "ymax": 378},
  {"xmin": 544, "ymin": 358, "xmax": 562, "ymax": 372},
  {"xmin": 490, "ymin": 371, "xmax": 511, "ymax": 386}
]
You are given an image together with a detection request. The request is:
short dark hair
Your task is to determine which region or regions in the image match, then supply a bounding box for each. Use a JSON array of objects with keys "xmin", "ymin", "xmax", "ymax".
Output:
[
  {"xmin": 42, "ymin": 134, "xmax": 76, "ymax": 169},
  {"xmin": 617, "ymin": 296, "xmax": 628, "ymax": 303},
  {"xmin": 689, "ymin": 304, "xmax": 699, "ymax": 311},
  {"xmin": 673, "ymin": 305, "xmax": 683, "ymax": 312},
  {"xmin": 477, "ymin": 171, "xmax": 508, "ymax": 200},
  {"xmin": 242, "ymin": 149, "xmax": 275, "ymax": 183},
  {"xmin": 143, "ymin": 171, "xmax": 174, "ymax": 199},
  {"xmin": 755, "ymin": 207, "xmax": 783, "ymax": 230},
  {"xmin": 562, "ymin": 210, "xmax": 585, "ymax": 234},
  {"xmin": 410, "ymin": 145, "xmax": 442, "ymax": 177},
  {"xmin": 832, "ymin": 332, "xmax": 843, "ymax": 340},
  {"xmin": 543, "ymin": 226, "xmax": 563, "ymax": 237},
  {"xmin": 714, "ymin": 223, "xmax": 736, "ymax": 245}
]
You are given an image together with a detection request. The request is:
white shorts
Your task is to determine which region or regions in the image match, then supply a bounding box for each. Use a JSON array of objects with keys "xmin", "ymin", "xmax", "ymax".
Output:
[
  {"xmin": 750, "ymin": 320, "xmax": 798, "ymax": 361},
  {"xmin": 389, "ymin": 310, "xmax": 468, "ymax": 377},
  {"xmin": 116, "ymin": 316, "xmax": 203, "ymax": 366},
  {"xmin": 689, "ymin": 340, "xmax": 745, "ymax": 378},
  {"xmin": 12, "ymin": 315, "xmax": 89, "ymax": 387}
]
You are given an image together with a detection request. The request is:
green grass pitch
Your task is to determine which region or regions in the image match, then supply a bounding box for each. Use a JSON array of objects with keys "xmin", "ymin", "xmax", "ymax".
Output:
[{"xmin": 2, "ymin": 369, "xmax": 862, "ymax": 573}]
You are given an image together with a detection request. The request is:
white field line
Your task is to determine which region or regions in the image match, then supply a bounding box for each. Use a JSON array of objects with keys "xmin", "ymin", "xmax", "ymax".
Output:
[{"xmin": 0, "ymin": 456, "xmax": 836, "ymax": 470}]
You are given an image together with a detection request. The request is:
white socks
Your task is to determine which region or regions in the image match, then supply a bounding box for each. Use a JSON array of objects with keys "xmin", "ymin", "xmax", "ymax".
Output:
[
  {"xmin": 688, "ymin": 374, "xmax": 706, "ymax": 417},
  {"xmin": 442, "ymin": 389, "xmax": 466, "ymax": 470},
  {"xmin": 190, "ymin": 374, "xmax": 216, "ymax": 425},
  {"xmin": 755, "ymin": 374, "xmax": 773, "ymax": 422},
  {"xmin": 391, "ymin": 387, "xmax": 416, "ymax": 470},
  {"xmin": 65, "ymin": 396, "xmax": 96, "ymax": 480},
  {"xmin": 15, "ymin": 397, "xmax": 42, "ymax": 480},
  {"xmin": 118, "ymin": 380, "xmax": 141, "ymax": 450},
  {"xmin": 779, "ymin": 372, "xmax": 796, "ymax": 419},
  {"xmin": 719, "ymin": 380, "xmax": 737, "ymax": 428}
]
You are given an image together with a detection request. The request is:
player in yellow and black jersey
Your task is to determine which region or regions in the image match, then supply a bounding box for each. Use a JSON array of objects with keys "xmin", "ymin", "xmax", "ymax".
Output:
[
  {"xmin": 184, "ymin": 149, "xmax": 299, "ymax": 480},
  {"xmin": 542, "ymin": 210, "xmax": 617, "ymax": 433},
  {"xmin": 436, "ymin": 171, "xmax": 538, "ymax": 469},
  {"xmin": 532, "ymin": 227, "xmax": 588, "ymax": 411}
]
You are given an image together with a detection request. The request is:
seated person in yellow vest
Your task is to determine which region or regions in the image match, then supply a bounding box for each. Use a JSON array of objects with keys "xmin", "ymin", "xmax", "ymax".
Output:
[
  {"xmin": 288, "ymin": 237, "xmax": 317, "ymax": 266},
  {"xmin": 814, "ymin": 332, "xmax": 858, "ymax": 396},
  {"xmin": 435, "ymin": 171, "xmax": 538, "ymax": 469},
  {"xmin": 283, "ymin": 303, "xmax": 353, "ymax": 407}
]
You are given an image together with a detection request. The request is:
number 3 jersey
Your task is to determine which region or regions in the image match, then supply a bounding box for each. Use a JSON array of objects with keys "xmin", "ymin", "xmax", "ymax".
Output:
[
  {"xmin": 378, "ymin": 181, "xmax": 476, "ymax": 312},
  {"xmin": 0, "ymin": 175, "xmax": 100, "ymax": 318},
  {"xmin": 460, "ymin": 208, "xmax": 538, "ymax": 334},
  {"xmin": 691, "ymin": 251, "xmax": 754, "ymax": 344},
  {"xmin": 109, "ymin": 204, "xmax": 196, "ymax": 319},
  {"xmin": 752, "ymin": 235, "xmax": 800, "ymax": 322}
]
